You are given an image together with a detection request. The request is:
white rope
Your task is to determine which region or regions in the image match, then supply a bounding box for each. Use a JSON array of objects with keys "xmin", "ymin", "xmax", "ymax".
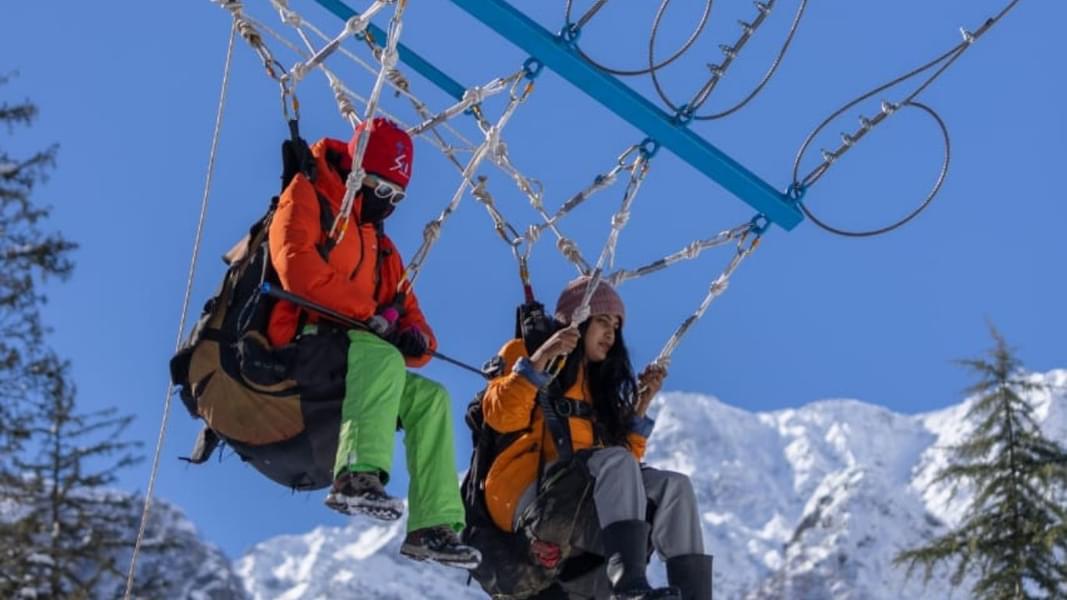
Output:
[
  {"xmin": 606, "ymin": 221, "xmax": 752, "ymax": 286},
  {"xmin": 123, "ymin": 20, "xmax": 237, "ymax": 600},
  {"xmin": 402, "ymin": 77, "xmax": 534, "ymax": 289},
  {"xmin": 330, "ymin": 0, "xmax": 408, "ymax": 242},
  {"xmin": 409, "ymin": 74, "xmax": 514, "ymax": 136},
  {"xmin": 265, "ymin": 0, "xmax": 476, "ymax": 150},
  {"xmin": 211, "ymin": 0, "xmax": 766, "ymax": 378},
  {"xmin": 653, "ymin": 231, "xmax": 762, "ymax": 368},
  {"xmin": 285, "ymin": 0, "xmax": 388, "ymax": 85},
  {"xmin": 569, "ymin": 151, "xmax": 652, "ymax": 326},
  {"xmin": 241, "ymin": 5, "xmax": 473, "ymax": 155}
]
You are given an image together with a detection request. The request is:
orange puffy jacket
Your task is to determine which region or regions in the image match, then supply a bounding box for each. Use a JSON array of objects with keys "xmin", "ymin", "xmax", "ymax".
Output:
[
  {"xmin": 266, "ymin": 138, "xmax": 436, "ymax": 368},
  {"xmin": 482, "ymin": 338, "xmax": 649, "ymax": 532}
]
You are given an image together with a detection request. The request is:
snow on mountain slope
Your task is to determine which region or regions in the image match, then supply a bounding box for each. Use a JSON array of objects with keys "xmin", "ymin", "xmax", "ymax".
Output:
[{"xmin": 237, "ymin": 369, "xmax": 1067, "ymax": 599}]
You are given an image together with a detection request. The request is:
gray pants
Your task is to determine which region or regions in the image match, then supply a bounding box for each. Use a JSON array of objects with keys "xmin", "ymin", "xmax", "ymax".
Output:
[{"xmin": 515, "ymin": 446, "xmax": 704, "ymax": 560}]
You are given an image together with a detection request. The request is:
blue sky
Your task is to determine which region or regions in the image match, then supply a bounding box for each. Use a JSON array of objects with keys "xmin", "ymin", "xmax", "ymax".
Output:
[{"xmin": 2, "ymin": 0, "xmax": 1064, "ymax": 560}]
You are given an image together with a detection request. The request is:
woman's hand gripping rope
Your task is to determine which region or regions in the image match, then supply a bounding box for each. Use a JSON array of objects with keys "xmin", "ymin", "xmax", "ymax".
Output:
[
  {"xmin": 635, "ymin": 362, "xmax": 668, "ymax": 417},
  {"xmin": 529, "ymin": 325, "xmax": 580, "ymax": 374}
]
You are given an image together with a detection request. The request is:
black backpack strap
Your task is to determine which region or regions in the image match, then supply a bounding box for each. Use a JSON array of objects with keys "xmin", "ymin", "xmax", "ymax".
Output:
[
  {"xmin": 281, "ymin": 119, "xmax": 317, "ymax": 191},
  {"xmin": 179, "ymin": 426, "xmax": 221, "ymax": 465},
  {"xmin": 535, "ymin": 381, "xmax": 574, "ymax": 493}
]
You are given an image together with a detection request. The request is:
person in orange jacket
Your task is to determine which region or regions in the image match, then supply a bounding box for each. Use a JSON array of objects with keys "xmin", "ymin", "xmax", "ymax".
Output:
[
  {"xmin": 481, "ymin": 277, "xmax": 712, "ymax": 599},
  {"xmin": 266, "ymin": 117, "xmax": 479, "ymax": 569}
]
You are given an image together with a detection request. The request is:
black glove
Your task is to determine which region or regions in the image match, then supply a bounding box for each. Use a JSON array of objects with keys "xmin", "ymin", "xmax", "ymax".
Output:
[{"xmin": 390, "ymin": 326, "xmax": 428, "ymax": 358}]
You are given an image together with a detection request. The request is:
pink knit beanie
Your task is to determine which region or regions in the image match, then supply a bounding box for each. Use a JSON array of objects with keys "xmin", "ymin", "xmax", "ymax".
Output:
[{"xmin": 554, "ymin": 276, "xmax": 625, "ymax": 326}]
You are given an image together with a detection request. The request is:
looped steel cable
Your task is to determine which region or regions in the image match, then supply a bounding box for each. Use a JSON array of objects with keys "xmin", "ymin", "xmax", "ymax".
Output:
[
  {"xmin": 795, "ymin": 101, "xmax": 950, "ymax": 237},
  {"xmin": 649, "ymin": 0, "xmax": 808, "ymax": 120},
  {"xmin": 564, "ymin": 0, "xmax": 713, "ymax": 77},
  {"xmin": 792, "ymin": 0, "xmax": 1021, "ymax": 237}
]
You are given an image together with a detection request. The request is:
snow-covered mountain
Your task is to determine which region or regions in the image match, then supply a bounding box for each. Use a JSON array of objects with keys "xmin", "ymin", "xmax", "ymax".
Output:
[
  {"xmin": 0, "ymin": 492, "xmax": 247, "ymax": 599},
  {"xmin": 127, "ymin": 498, "xmax": 250, "ymax": 599},
  {"xmin": 237, "ymin": 369, "xmax": 1067, "ymax": 599}
]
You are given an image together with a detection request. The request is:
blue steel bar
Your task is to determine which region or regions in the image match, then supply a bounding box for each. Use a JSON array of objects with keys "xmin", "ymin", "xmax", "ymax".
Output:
[
  {"xmin": 449, "ymin": 0, "xmax": 802, "ymax": 230},
  {"xmin": 312, "ymin": 0, "xmax": 467, "ymax": 101}
]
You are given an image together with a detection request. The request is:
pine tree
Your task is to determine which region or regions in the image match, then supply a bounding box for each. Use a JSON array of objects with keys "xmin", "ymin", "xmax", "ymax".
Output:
[
  {"xmin": 0, "ymin": 74, "xmax": 170, "ymax": 598},
  {"xmin": 895, "ymin": 327, "xmax": 1067, "ymax": 599},
  {"xmin": 8, "ymin": 357, "xmax": 174, "ymax": 598},
  {"xmin": 0, "ymin": 72, "xmax": 75, "ymax": 461},
  {"xmin": 0, "ymin": 71, "xmax": 78, "ymax": 596}
]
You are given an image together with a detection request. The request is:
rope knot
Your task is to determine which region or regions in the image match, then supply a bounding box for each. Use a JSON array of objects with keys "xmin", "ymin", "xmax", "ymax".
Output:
[
  {"xmin": 381, "ymin": 48, "xmax": 399, "ymax": 70},
  {"xmin": 557, "ymin": 238, "xmax": 582, "ymax": 264},
  {"xmin": 424, "ymin": 221, "xmax": 442, "ymax": 243},
  {"xmin": 683, "ymin": 241, "xmax": 702, "ymax": 260},
  {"xmin": 346, "ymin": 168, "xmax": 365, "ymax": 190},
  {"xmin": 611, "ymin": 211, "xmax": 630, "ymax": 229},
  {"xmin": 596, "ymin": 171, "xmax": 617, "ymax": 189},
  {"xmin": 709, "ymin": 276, "xmax": 729, "ymax": 297},
  {"xmin": 493, "ymin": 139, "xmax": 509, "ymax": 163},
  {"xmin": 280, "ymin": 9, "xmax": 301, "ymax": 27},
  {"xmin": 525, "ymin": 225, "xmax": 543, "ymax": 244},
  {"xmin": 472, "ymin": 177, "xmax": 492, "ymax": 206},
  {"xmin": 570, "ymin": 304, "xmax": 591, "ymax": 327},
  {"xmin": 463, "ymin": 85, "xmax": 486, "ymax": 106}
]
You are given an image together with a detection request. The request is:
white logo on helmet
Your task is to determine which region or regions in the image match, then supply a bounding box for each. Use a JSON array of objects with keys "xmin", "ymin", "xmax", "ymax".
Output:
[{"xmin": 392, "ymin": 141, "xmax": 410, "ymax": 176}]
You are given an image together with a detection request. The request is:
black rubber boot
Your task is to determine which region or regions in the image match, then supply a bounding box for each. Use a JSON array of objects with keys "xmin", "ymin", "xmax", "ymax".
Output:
[
  {"xmin": 666, "ymin": 554, "xmax": 713, "ymax": 600},
  {"xmin": 601, "ymin": 520, "xmax": 680, "ymax": 600}
]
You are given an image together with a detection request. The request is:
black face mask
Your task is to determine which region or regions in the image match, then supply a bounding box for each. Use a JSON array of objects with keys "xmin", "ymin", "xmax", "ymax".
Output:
[{"xmin": 359, "ymin": 185, "xmax": 396, "ymax": 224}]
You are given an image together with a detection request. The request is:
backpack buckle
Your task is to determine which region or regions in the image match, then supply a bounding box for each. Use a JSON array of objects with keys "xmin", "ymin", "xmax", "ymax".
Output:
[{"xmin": 553, "ymin": 397, "xmax": 573, "ymax": 417}]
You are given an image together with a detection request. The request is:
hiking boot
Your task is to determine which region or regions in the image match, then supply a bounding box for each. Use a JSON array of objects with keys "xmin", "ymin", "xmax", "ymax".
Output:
[
  {"xmin": 324, "ymin": 471, "xmax": 404, "ymax": 521},
  {"xmin": 400, "ymin": 525, "xmax": 482, "ymax": 569}
]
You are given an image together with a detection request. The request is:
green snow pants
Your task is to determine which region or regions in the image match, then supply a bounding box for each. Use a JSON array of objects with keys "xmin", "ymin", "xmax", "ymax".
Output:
[{"xmin": 334, "ymin": 329, "xmax": 465, "ymax": 532}]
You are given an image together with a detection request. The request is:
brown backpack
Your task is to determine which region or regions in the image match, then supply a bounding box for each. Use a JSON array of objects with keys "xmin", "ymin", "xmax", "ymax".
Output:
[{"xmin": 169, "ymin": 129, "xmax": 349, "ymax": 490}]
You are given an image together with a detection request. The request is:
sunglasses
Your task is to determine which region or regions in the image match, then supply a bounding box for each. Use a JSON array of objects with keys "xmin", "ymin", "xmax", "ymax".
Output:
[{"xmin": 365, "ymin": 175, "xmax": 406, "ymax": 205}]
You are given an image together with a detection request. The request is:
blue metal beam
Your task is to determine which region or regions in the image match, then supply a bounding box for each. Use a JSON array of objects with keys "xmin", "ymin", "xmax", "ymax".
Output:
[
  {"xmin": 312, "ymin": 0, "xmax": 802, "ymax": 229},
  {"xmin": 311, "ymin": 0, "xmax": 467, "ymax": 101},
  {"xmin": 449, "ymin": 0, "xmax": 803, "ymax": 230}
]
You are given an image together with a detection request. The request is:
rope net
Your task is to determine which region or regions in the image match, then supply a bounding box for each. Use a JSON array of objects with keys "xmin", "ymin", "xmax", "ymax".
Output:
[{"xmin": 210, "ymin": 0, "xmax": 778, "ymax": 366}]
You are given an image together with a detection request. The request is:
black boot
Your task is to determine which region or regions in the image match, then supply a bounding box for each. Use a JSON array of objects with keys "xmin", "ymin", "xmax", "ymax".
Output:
[
  {"xmin": 601, "ymin": 520, "xmax": 680, "ymax": 600},
  {"xmin": 665, "ymin": 554, "xmax": 713, "ymax": 600}
]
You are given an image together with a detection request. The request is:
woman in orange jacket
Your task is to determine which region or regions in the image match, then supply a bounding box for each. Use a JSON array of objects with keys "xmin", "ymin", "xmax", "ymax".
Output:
[{"xmin": 481, "ymin": 277, "xmax": 712, "ymax": 600}]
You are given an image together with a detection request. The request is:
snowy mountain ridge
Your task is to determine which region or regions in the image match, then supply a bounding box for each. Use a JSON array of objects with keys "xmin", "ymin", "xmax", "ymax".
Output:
[{"xmin": 236, "ymin": 369, "xmax": 1067, "ymax": 599}]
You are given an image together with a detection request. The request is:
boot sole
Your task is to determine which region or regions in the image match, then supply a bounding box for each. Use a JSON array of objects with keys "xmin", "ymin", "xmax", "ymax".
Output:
[
  {"xmin": 324, "ymin": 493, "xmax": 404, "ymax": 521},
  {"xmin": 399, "ymin": 544, "xmax": 482, "ymax": 570}
]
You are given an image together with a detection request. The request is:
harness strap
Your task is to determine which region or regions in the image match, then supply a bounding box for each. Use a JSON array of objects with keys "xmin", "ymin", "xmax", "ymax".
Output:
[{"xmin": 535, "ymin": 383, "xmax": 593, "ymax": 492}]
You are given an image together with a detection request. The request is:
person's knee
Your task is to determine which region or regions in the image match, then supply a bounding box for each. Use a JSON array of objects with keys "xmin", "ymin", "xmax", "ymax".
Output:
[
  {"xmin": 663, "ymin": 471, "xmax": 697, "ymax": 506},
  {"xmin": 420, "ymin": 379, "xmax": 451, "ymax": 415},
  {"xmin": 591, "ymin": 446, "xmax": 640, "ymax": 476},
  {"xmin": 367, "ymin": 348, "xmax": 406, "ymax": 379}
]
